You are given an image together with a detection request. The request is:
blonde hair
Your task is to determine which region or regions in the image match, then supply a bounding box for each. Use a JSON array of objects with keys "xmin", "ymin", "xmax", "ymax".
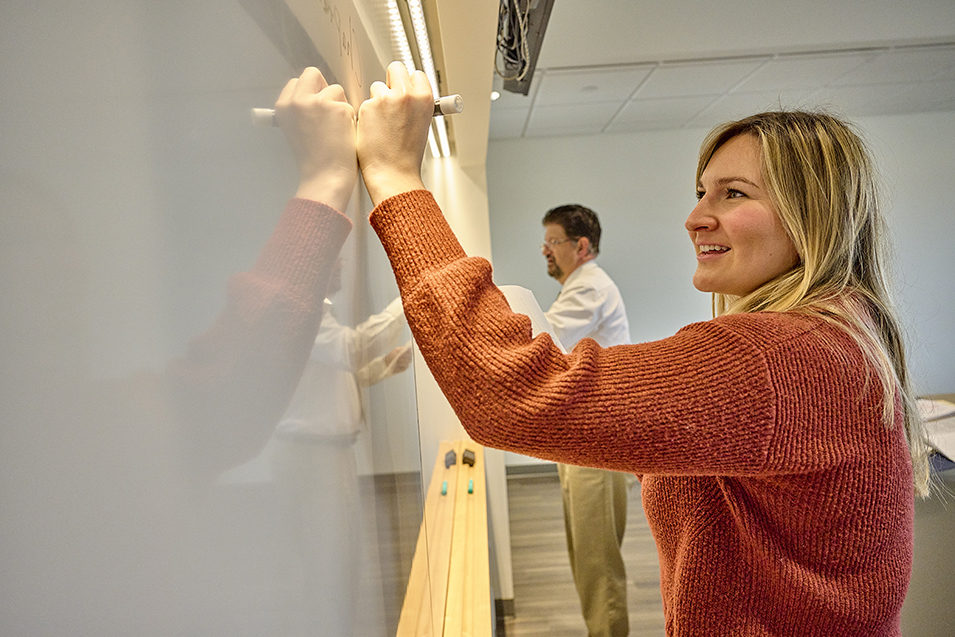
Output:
[{"xmin": 697, "ymin": 111, "xmax": 931, "ymax": 497}]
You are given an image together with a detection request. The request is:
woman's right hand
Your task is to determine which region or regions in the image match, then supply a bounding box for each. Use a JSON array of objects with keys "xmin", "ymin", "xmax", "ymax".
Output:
[
  {"xmin": 357, "ymin": 62, "xmax": 435, "ymax": 206},
  {"xmin": 274, "ymin": 67, "xmax": 358, "ymax": 213}
]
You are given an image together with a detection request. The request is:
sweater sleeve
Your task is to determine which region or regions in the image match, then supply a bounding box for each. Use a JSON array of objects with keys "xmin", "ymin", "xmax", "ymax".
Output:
[
  {"xmin": 370, "ymin": 190, "xmax": 789, "ymax": 476},
  {"xmin": 165, "ymin": 198, "xmax": 352, "ymax": 476}
]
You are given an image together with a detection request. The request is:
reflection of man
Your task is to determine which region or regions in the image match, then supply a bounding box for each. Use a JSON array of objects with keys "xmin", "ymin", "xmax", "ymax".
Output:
[
  {"xmin": 541, "ymin": 204, "xmax": 634, "ymax": 637},
  {"xmin": 270, "ymin": 257, "xmax": 410, "ymax": 636},
  {"xmin": 273, "ymin": 259, "xmax": 409, "ymax": 444}
]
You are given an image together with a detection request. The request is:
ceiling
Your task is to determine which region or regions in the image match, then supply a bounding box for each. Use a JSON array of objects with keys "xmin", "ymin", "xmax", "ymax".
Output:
[{"xmin": 488, "ymin": 0, "xmax": 955, "ymax": 139}]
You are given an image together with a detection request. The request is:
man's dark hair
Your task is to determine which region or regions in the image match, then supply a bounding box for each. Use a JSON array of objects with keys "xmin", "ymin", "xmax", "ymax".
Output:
[{"xmin": 542, "ymin": 204, "xmax": 601, "ymax": 256}]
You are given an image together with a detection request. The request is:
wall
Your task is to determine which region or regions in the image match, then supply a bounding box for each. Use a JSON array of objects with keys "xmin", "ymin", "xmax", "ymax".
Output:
[
  {"xmin": 419, "ymin": 0, "xmax": 515, "ymax": 606},
  {"xmin": 487, "ymin": 110, "xmax": 955, "ymax": 465},
  {"xmin": 862, "ymin": 111, "xmax": 955, "ymax": 394}
]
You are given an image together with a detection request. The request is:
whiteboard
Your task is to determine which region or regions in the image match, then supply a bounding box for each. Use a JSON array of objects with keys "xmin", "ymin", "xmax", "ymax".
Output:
[{"xmin": 0, "ymin": 0, "xmax": 427, "ymax": 633}]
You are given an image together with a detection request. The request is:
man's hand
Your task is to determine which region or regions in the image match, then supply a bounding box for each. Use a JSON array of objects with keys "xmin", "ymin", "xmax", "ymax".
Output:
[{"xmin": 384, "ymin": 343, "xmax": 413, "ymax": 373}]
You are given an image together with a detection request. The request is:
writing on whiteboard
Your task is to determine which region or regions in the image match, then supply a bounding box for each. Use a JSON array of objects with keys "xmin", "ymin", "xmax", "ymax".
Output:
[{"xmin": 318, "ymin": 0, "xmax": 363, "ymax": 89}]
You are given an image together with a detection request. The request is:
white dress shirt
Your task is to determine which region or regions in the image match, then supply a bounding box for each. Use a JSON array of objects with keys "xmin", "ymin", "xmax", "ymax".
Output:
[
  {"xmin": 274, "ymin": 297, "xmax": 406, "ymax": 440},
  {"xmin": 545, "ymin": 260, "xmax": 630, "ymax": 349}
]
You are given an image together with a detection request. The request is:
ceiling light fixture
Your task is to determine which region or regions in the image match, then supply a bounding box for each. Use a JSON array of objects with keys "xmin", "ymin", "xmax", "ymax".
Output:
[
  {"xmin": 406, "ymin": 0, "xmax": 450, "ymax": 158},
  {"xmin": 387, "ymin": 0, "xmax": 441, "ymax": 158}
]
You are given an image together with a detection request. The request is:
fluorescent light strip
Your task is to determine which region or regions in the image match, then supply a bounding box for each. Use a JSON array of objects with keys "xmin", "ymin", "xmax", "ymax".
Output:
[
  {"xmin": 427, "ymin": 124, "xmax": 440, "ymax": 157},
  {"xmin": 387, "ymin": 0, "xmax": 416, "ymax": 73},
  {"xmin": 407, "ymin": 0, "xmax": 451, "ymax": 158},
  {"xmin": 387, "ymin": 0, "xmax": 441, "ymax": 158},
  {"xmin": 434, "ymin": 118, "xmax": 451, "ymax": 157},
  {"xmin": 406, "ymin": 0, "xmax": 438, "ymax": 100}
]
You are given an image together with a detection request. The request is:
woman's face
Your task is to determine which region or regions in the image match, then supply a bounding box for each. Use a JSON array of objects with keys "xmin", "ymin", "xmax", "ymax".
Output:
[{"xmin": 685, "ymin": 134, "xmax": 800, "ymax": 297}]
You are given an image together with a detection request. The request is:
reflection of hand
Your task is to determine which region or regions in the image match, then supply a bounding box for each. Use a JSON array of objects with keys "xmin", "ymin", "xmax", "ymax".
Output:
[
  {"xmin": 384, "ymin": 343, "xmax": 413, "ymax": 373},
  {"xmin": 275, "ymin": 67, "xmax": 358, "ymax": 213},
  {"xmin": 357, "ymin": 62, "xmax": 433, "ymax": 206}
]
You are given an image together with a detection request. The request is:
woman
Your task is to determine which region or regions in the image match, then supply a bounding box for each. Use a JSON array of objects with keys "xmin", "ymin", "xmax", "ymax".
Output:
[{"xmin": 286, "ymin": 62, "xmax": 929, "ymax": 635}]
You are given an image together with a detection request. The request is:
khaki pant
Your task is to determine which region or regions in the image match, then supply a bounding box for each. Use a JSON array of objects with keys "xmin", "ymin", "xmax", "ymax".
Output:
[{"xmin": 558, "ymin": 463, "xmax": 636, "ymax": 637}]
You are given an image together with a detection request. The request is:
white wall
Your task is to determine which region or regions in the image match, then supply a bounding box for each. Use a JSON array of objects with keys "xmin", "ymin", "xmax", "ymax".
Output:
[
  {"xmin": 862, "ymin": 111, "xmax": 955, "ymax": 395},
  {"xmin": 415, "ymin": 156, "xmax": 494, "ymax": 486},
  {"xmin": 420, "ymin": 0, "xmax": 516, "ymax": 605},
  {"xmin": 487, "ymin": 110, "xmax": 955, "ymax": 464}
]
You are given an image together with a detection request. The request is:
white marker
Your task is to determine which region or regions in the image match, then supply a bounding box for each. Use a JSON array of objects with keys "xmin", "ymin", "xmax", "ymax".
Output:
[{"xmin": 251, "ymin": 94, "xmax": 464, "ymax": 127}]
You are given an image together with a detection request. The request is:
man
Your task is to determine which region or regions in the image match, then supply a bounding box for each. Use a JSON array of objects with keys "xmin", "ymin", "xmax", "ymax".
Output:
[{"xmin": 541, "ymin": 204, "xmax": 634, "ymax": 637}]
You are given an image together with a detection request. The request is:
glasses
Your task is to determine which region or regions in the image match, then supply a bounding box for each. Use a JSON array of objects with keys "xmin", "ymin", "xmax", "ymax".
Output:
[{"xmin": 540, "ymin": 238, "xmax": 575, "ymax": 251}]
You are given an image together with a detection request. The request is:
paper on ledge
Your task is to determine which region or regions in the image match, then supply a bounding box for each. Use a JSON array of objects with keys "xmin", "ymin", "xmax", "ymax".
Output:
[
  {"xmin": 925, "ymin": 416, "xmax": 955, "ymax": 462},
  {"xmin": 499, "ymin": 285, "xmax": 567, "ymax": 354},
  {"xmin": 916, "ymin": 398, "xmax": 955, "ymax": 422},
  {"xmin": 915, "ymin": 399, "xmax": 955, "ymax": 461}
]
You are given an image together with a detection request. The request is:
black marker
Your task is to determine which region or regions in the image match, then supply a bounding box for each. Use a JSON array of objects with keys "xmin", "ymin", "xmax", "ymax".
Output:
[{"xmin": 251, "ymin": 94, "xmax": 463, "ymax": 127}]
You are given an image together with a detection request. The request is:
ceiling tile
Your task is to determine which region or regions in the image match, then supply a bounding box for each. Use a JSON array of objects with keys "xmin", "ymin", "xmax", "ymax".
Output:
[
  {"xmin": 734, "ymin": 51, "xmax": 875, "ymax": 92},
  {"xmin": 924, "ymin": 79, "xmax": 955, "ymax": 109},
  {"xmin": 489, "ymin": 41, "xmax": 955, "ymax": 139},
  {"xmin": 910, "ymin": 79, "xmax": 955, "ymax": 105},
  {"xmin": 524, "ymin": 125, "xmax": 612, "ymax": 138},
  {"xmin": 526, "ymin": 101, "xmax": 622, "ymax": 134},
  {"xmin": 934, "ymin": 61, "xmax": 955, "ymax": 82},
  {"xmin": 607, "ymin": 119, "xmax": 694, "ymax": 133},
  {"xmin": 849, "ymin": 79, "xmax": 955, "ymax": 116},
  {"xmin": 686, "ymin": 89, "xmax": 818, "ymax": 129},
  {"xmin": 489, "ymin": 108, "xmax": 531, "ymax": 139},
  {"xmin": 635, "ymin": 57, "xmax": 769, "ymax": 99},
  {"xmin": 608, "ymin": 95, "xmax": 716, "ymax": 132},
  {"xmin": 492, "ymin": 89, "xmax": 535, "ymax": 110},
  {"xmin": 534, "ymin": 65, "xmax": 655, "ymax": 106},
  {"xmin": 492, "ymin": 71, "xmax": 543, "ymax": 109},
  {"xmin": 833, "ymin": 45, "xmax": 955, "ymax": 85},
  {"xmin": 807, "ymin": 84, "xmax": 892, "ymax": 113}
]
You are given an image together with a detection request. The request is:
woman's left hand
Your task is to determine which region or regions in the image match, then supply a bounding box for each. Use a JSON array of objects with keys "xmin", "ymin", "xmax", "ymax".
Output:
[{"xmin": 274, "ymin": 67, "xmax": 358, "ymax": 213}]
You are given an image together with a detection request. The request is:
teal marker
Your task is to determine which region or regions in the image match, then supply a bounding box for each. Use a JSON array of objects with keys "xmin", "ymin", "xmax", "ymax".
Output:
[
  {"xmin": 441, "ymin": 480, "xmax": 448, "ymax": 496},
  {"xmin": 468, "ymin": 479, "xmax": 474, "ymax": 494}
]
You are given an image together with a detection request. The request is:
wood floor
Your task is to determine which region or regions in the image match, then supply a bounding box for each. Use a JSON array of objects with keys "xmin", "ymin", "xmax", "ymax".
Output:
[{"xmin": 500, "ymin": 469, "xmax": 665, "ymax": 637}]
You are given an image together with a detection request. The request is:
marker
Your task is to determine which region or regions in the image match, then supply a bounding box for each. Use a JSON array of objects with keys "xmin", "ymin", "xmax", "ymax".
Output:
[{"xmin": 251, "ymin": 94, "xmax": 464, "ymax": 127}]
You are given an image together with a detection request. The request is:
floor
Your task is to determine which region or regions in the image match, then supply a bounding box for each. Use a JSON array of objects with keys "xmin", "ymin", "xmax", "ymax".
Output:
[{"xmin": 500, "ymin": 469, "xmax": 665, "ymax": 637}]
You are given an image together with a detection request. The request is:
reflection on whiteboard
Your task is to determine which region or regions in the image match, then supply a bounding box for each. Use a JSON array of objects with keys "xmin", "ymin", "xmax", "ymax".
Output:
[{"xmin": 0, "ymin": 0, "xmax": 426, "ymax": 634}]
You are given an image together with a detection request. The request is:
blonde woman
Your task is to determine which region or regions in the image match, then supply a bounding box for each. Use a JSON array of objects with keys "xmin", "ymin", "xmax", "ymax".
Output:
[{"xmin": 279, "ymin": 61, "xmax": 929, "ymax": 635}]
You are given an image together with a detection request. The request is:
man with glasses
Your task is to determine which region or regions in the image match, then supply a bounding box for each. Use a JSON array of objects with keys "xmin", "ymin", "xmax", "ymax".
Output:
[{"xmin": 541, "ymin": 204, "xmax": 634, "ymax": 637}]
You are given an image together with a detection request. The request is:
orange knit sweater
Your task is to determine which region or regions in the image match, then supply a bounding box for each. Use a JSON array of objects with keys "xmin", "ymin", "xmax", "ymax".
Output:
[{"xmin": 370, "ymin": 190, "xmax": 914, "ymax": 637}]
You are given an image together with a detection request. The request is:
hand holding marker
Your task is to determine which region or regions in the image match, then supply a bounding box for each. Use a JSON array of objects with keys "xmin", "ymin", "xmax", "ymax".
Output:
[{"xmin": 252, "ymin": 93, "xmax": 463, "ymax": 127}]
